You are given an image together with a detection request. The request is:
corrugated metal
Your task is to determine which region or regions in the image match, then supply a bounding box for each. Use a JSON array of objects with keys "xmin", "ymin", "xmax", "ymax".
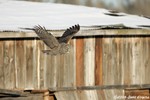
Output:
[{"xmin": 0, "ymin": 34, "xmax": 150, "ymax": 99}]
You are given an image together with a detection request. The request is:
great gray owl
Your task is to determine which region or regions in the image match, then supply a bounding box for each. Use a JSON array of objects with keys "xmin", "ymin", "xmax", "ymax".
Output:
[{"xmin": 33, "ymin": 24, "xmax": 80, "ymax": 55}]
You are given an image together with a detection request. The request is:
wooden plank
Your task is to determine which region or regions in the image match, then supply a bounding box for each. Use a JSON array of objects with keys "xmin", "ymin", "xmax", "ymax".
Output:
[
  {"xmin": 110, "ymin": 37, "xmax": 117, "ymax": 83},
  {"xmin": 25, "ymin": 40, "xmax": 34, "ymax": 89},
  {"xmin": 131, "ymin": 38, "xmax": 141, "ymax": 84},
  {"xmin": 0, "ymin": 94, "xmax": 43, "ymax": 100},
  {"xmin": 83, "ymin": 90, "xmax": 99, "ymax": 100},
  {"xmin": 32, "ymin": 39, "xmax": 46, "ymax": 89},
  {"xmin": 0, "ymin": 29, "xmax": 150, "ymax": 38},
  {"xmin": 83, "ymin": 37, "xmax": 98, "ymax": 100},
  {"xmin": 44, "ymin": 45, "xmax": 67, "ymax": 88},
  {"xmin": 83, "ymin": 38, "xmax": 95, "ymax": 86},
  {"xmin": 38, "ymin": 40, "xmax": 46, "ymax": 89},
  {"xmin": 95, "ymin": 37, "xmax": 106, "ymax": 100},
  {"xmin": 56, "ymin": 54, "xmax": 64, "ymax": 87},
  {"xmin": 112, "ymin": 38, "xmax": 122, "ymax": 84},
  {"xmin": 43, "ymin": 42, "xmax": 59, "ymax": 89},
  {"xmin": 44, "ymin": 44, "xmax": 50, "ymax": 88},
  {"xmin": 65, "ymin": 39, "xmax": 76, "ymax": 87},
  {"xmin": 123, "ymin": 38, "xmax": 132, "ymax": 84},
  {"xmin": 129, "ymin": 37, "xmax": 144, "ymax": 84},
  {"xmin": 32, "ymin": 39, "xmax": 39, "ymax": 89},
  {"xmin": 70, "ymin": 39, "xmax": 77, "ymax": 87},
  {"xmin": 43, "ymin": 91, "xmax": 53, "ymax": 100},
  {"xmin": 0, "ymin": 41, "xmax": 4, "ymax": 88},
  {"xmin": 97, "ymin": 90, "xmax": 106, "ymax": 100},
  {"xmin": 0, "ymin": 89, "xmax": 23, "ymax": 96},
  {"xmin": 49, "ymin": 55, "xmax": 58, "ymax": 88},
  {"xmin": 76, "ymin": 90, "xmax": 89, "ymax": 100},
  {"xmin": 51, "ymin": 40, "xmax": 76, "ymax": 88},
  {"xmin": 102, "ymin": 38, "xmax": 114, "ymax": 85},
  {"xmin": 49, "ymin": 96, "xmax": 55, "ymax": 100},
  {"xmin": 95, "ymin": 37, "xmax": 103, "ymax": 85},
  {"xmin": 103, "ymin": 90, "xmax": 114, "ymax": 100},
  {"xmin": 55, "ymin": 91, "xmax": 79, "ymax": 100},
  {"xmin": 3, "ymin": 40, "xmax": 15, "ymax": 89},
  {"xmin": 125, "ymin": 89, "xmax": 150, "ymax": 99},
  {"xmin": 49, "ymin": 84, "xmax": 150, "ymax": 92},
  {"xmin": 45, "ymin": 54, "xmax": 57, "ymax": 88},
  {"xmin": 15, "ymin": 40, "xmax": 26, "ymax": 89},
  {"xmin": 144, "ymin": 37, "xmax": 150, "ymax": 84},
  {"xmin": 102, "ymin": 37, "xmax": 125, "ymax": 100},
  {"xmin": 76, "ymin": 38, "xmax": 84, "ymax": 86},
  {"xmin": 112, "ymin": 38, "xmax": 124, "ymax": 99},
  {"xmin": 140, "ymin": 38, "xmax": 146, "ymax": 84}
]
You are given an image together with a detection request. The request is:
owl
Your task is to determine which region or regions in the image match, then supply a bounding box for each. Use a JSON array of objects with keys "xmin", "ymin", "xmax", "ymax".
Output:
[{"xmin": 33, "ymin": 24, "xmax": 80, "ymax": 55}]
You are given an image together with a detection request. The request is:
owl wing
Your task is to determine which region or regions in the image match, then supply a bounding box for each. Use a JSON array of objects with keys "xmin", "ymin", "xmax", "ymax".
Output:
[
  {"xmin": 58, "ymin": 24, "xmax": 80, "ymax": 43},
  {"xmin": 34, "ymin": 25, "xmax": 59, "ymax": 49}
]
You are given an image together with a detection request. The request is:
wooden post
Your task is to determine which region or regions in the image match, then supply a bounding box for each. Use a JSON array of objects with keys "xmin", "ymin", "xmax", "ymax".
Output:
[
  {"xmin": 43, "ymin": 91, "xmax": 55, "ymax": 100},
  {"xmin": 76, "ymin": 38, "xmax": 84, "ymax": 86},
  {"xmin": 49, "ymin": 95, "xmax": 55, "ymax": 100},
  {"xmin": 43, "ymin": 91, "xmax": 49, "ymax": 100}
]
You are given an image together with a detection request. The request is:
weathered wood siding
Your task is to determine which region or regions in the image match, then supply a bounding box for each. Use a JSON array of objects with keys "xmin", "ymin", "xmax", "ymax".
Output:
[{"xmin": 0, "ymin": 34, "xmax": 150, "ymax": 100}]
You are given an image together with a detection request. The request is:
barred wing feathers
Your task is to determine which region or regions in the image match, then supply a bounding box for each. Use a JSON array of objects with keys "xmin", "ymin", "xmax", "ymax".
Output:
[
  {"xmin": 58, "ymin": 24, "xmax": 80, "ymax": 43},
  {"xmin": 34, "ymin": 25, "xmax": 59, "ymax": 49}
]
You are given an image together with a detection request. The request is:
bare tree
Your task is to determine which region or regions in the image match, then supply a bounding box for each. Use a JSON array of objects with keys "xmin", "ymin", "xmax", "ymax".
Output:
[
  {"xmin": 18, "ymin": 0, "xmax": 150, "ymax": 16},
  {"xmin": 116, "ymin": 0, "xmax": 150, "ymax": 16}
]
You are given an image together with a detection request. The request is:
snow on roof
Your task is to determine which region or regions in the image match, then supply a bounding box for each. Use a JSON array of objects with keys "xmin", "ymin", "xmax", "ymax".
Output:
[{"xmin": 0, "ymin": 0, "xmax": 150, "ymax": 31}]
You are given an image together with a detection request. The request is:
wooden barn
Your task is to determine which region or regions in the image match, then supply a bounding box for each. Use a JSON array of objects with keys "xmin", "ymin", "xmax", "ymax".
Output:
[{"xmin": 0, "ymin": 1, "xmax": 150, "ymax": 100}]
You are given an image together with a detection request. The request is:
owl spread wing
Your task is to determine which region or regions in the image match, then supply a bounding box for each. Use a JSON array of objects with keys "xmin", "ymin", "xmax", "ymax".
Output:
[
  {"xmin": 34, "ymin": 25, "xmax": 59, "ymax": 49},
  {"xmin": 58, "ymin": 24, "xmax": 80, "ymax": 43}
]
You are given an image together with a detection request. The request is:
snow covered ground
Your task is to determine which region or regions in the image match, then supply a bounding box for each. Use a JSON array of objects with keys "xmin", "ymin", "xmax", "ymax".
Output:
[{"xmin": 0, "ymin": 0, "xmax": 150, "ymax": 31}]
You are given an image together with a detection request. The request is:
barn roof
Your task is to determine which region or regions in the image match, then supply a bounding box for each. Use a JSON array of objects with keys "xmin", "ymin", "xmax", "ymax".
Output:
[{"xmin": 0, "ymin": 0, "xmax": 150, "ymax": 32}]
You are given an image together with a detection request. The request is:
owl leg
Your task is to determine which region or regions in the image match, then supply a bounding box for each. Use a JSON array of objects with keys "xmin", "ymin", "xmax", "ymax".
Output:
[{"xmin": 42, "ymin": 50, "xmax": 51, "ymax": 55}]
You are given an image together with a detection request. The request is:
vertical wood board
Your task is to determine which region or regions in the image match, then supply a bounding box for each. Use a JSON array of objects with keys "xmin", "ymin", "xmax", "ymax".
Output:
[
  {"xmin": 76, "ymin": 38, "xmax": 84, "ymax": 86},
  {"xmin": 3, "ymin": 40, "xmax": 15, "ymax": 89},
  {"xmin": 0, "ymin": 41, "xmax": 4, "ymax": 88},
  {"xmin": 83, "ymin": 38, "xmax": 95, "ymax": 86}
]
